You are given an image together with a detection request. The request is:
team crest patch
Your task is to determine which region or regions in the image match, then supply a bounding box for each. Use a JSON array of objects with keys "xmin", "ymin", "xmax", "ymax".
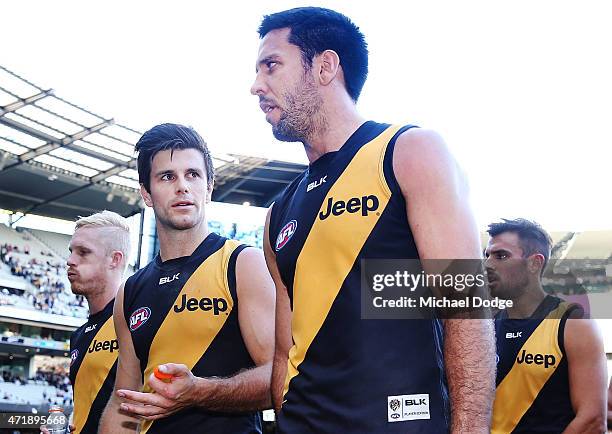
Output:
[
  {"xmin": 70, "ymin": 349, "xmax": 79, "ymax": 366},
  {"xmin": 129, "ymin": 307, "xmax": 151, "ymax": 331},
  {"xmin": 275, "ymin": 220, "xmax": 298, "ymax": 251}
]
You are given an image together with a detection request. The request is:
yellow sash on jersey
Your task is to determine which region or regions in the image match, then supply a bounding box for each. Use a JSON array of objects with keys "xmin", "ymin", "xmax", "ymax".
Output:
[
  {"xmin": 73, "ymin": 316, "xmax": 117, "ymax": 434},
  {"xmin": 283, "ymin": 125, "xmax": 403, "ymax": 398},
  {"xmin": 491, "ymin": 303, "xmax": 569, "ymax": 434},
  {"xmin": 141, "ymin": 240, "xmax": 240, "ymax": 433}
]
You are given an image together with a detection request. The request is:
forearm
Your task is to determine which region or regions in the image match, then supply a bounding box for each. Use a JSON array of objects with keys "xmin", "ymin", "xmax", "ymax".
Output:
[
  {"xmin": 445, "ymin": 319, "xmax": 496, "ymax": 434},
  {"xmin": 562, "ymin": 413, "xmax": 606, "ymax": 433},
  {"xmin": 271, "ymin": 350, "xmax": 288, "ymax": 412},
  {"xmin": 99, "ymin": 395, "xmax": 140, "ymax": 434},
  {"xmin": 194, "ymin": 362, "xmax": 272, "ymax": 412}
]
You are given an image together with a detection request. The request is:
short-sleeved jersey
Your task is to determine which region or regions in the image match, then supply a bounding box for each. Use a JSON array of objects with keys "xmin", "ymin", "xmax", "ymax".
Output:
[
  {"xmin": 492, "ymin": 295, "xmax": 578, "ymax": 433},
  {"xmin": 69, "ymin": 299, "xmax": 117, "ymax": 434},
  {"xmin": 123, "ymin": 232, "xmax": 261, "ymax": 433},
  {"xmin": 269, "ymin": 121, "xmax": 450, "ymax": 433}
]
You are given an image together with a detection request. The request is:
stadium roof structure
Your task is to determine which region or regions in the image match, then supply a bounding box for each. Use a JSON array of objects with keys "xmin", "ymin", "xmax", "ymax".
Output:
[{"xmin": 0, "ymin": 65, "xmax": 306, "ymax": 221}]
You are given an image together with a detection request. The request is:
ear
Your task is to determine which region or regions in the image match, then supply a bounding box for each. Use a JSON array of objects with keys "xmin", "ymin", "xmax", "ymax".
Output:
[
  {"xmin": 140, "ymin": 184, "xmax": 153, "ymax": 208},
  {"xmin": 528, "ymin": 253, "xmax": 545, "ymax": 275},
  {"xmin": 206, "ymin": 179, "xmax": 214, "ymax": 204},
  {"xmin": 109, "ymin": 251, "xmax": 124, "ymax": 270},
  {"xmin": 316, "ymin": 49, "xmax": 341, "ymax": 86}
]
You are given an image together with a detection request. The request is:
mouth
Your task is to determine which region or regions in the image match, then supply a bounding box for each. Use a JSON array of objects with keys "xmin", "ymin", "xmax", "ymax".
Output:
[
  {"xmin": 67, "ymin": 271, "xmax": 78, "ymax": 279},
  {"xmin": 259, "ymin": 100, "xmax": 278, "ymax": 115},
  {"xmin": 172, "ymin": 201, "xmax": 194, "ymax": 208}
]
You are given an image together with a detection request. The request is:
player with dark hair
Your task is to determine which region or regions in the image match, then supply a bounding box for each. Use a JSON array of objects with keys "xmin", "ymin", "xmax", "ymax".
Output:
[
  {"xmin": 486, "ymin": 218, "xmax": 607, "ymax": 433},
  {"xmin": 100, "ymin": 123, "xmax": 275, "ymax": 433},
  {"xmin": 252, "ymin": 7, "xmax": 495, "ymax": 433}
]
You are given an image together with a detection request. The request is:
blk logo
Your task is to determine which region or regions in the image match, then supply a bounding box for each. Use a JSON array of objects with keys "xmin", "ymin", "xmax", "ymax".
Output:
[
  {"xmin": 319, "ymin": 195, "xmax": 379, "ymax": 220},
  {"xmin": 275, "ymin": 220, "xmax": 297, "ymax": 251},
  {"xmin": 516, "ymin": 350, "xmax": 556, "ymax": 368},
  {"xmin": 88, "ymin": 339, "xmax": 119, "ymax": 353},
  {"xmin": 129, "ymin": 307, "xmax": 151, "ymax": 331},
  {"xmin": 173, "ymin": 294, "xmax": 229, "ymax": 315},
  {"xmin": 307, "ymin": 175, "xmax": 327, "ymax": 192},
  {"xmin": 84, "ymin": 324, "xmax": 98, "ymax": 333},
  {"xmin": 160, "ymin": 273, "xmax": 180, "ymax": 285},
  {"xmin": 506, "ymin": 332, "xmax": 522, "ymax": 339}
]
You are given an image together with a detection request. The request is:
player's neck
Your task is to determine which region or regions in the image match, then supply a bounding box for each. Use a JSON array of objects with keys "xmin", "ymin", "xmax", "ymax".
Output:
[
  {"xmin": 157, "ymin": 219, "xmax": 209, "ymax": 262},
  {"xmin": 86, "ymin": 281, "xmax": 118, "ymax": 316},
  {"xmin": 506, "ymin": 285, "xmax": 547, "ymax": 319},
  {"xmin": 303, "ymin": 101, "xmax": 365, "ymax": 163}
]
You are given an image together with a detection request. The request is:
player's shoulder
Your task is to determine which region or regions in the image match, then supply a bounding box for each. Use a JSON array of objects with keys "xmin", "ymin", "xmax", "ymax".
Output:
[{"xmin": 394, "ymin": 128, "xmax": 452, "ymax": 164}]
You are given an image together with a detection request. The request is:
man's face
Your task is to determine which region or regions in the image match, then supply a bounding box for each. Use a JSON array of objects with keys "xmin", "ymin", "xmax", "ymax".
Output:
[
  {"xmin": 141, "ymin": 148, "xmax": 211, "ymax": 231},
  {"xmin": 251, "ymin": 28, "xmax": 323, "ymax": 142},
  {"xmin": 484, "ymin": 232, "xmax": 530, "ymax": 299},
  {"xmin": 67, "ymin": 227, "xmax": 112, "ymax": 296}
]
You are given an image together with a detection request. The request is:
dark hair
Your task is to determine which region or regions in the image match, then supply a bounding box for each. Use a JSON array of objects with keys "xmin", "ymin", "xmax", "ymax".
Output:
[
  {"xmin": 487, "ymin": 218, "xmax": 552, "ymax": 272},
  {"xmin": 135, "ymin": 123, "xmax": 214, "ymax": 193},
  {"xmin": 258, "ymin": 7, "xmax": 368, "ymax": 102}
]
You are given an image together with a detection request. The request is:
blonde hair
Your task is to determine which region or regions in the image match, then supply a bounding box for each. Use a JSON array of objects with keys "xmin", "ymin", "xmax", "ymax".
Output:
[{"xmin": 75, "ymin": 210, "xmax": 131, "ymax": 268}]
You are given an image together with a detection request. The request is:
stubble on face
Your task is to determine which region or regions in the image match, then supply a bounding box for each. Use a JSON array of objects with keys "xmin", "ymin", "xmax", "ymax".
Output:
[{"xmin": 272, "ymin": 69, "xmax": 327, "ymax": 143}]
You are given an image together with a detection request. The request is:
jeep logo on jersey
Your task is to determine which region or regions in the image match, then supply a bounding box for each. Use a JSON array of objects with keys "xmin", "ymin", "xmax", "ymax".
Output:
[
  {"xmin": 159, "ymin": 273, "xmax": 180, "ymax": 285},
  {"xmin": 129, "ymin": 307, "xmax": 151, "ymax": 331},
  {"xmin": 70, "ymin": 349, "xmax": 78, "ymax": 366},
  {"xmin": 88, "ymin": 339, "xmax": 119, "ymax": 353},
  {"xmin": 173, "ymin": 294, "xmax": 229, "ymax": 315},
  {"xmin": 516, "ymin": 349, "xmax": 556, "ymax": 368},
  {"xmin": 318, "ymin": 195, "xmax": 379, "ymax": 220},
  {"xmin": 275, "ymin": 220, "xmax": 297, "ymax": 251}
]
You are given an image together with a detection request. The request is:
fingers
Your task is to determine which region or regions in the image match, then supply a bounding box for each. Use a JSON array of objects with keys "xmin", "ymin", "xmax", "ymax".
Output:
[
  {"xmin": 69, "ymin": 424, "xmax": 76, "ymax": 433},
  {"xmin": 158, "ymin": 363, "xmax": 189, "ymax": 376},
  {"xmin": 40, "ymin": 427, "xmax": 50, "ymax": 434},
  {"xmin": 119, "ymin": 402, "xmax": 169, "ymax": 419},
  {"xmin": 117, "ymin": 389, "xmax": 169, "ymax": 407}
]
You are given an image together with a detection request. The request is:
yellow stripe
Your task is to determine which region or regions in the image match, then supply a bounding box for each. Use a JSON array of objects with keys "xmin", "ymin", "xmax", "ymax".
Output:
[
  {"xmin": 491, "ymin": 304, "xmax": 568, "ymax": 434},
  {"xmin": 141, "ymin": 240, "xmax": 239, "ymax": 433},
  {"xmin": 73, "ymin": 316, "xmax": 117, "ymax": 434},
  {"xmin": 283, "ymin": 125, "xmax": 403, "ymax": 397}
]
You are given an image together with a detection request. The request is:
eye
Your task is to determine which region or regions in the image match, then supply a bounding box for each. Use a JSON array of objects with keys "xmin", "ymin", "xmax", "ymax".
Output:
[
  {"xmin": 161, "ymin": 173, "xmax": 174, "ymax": 181},
  {"xmin": 267, "ymin": 61, "xmax": 278, "ymax": 70},
  {"xmin": 188, "ymin": 171, "xmax": 200, "ymax": 178}
]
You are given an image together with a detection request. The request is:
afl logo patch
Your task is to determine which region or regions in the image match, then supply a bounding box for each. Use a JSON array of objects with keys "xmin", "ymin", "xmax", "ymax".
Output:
[
  {"xmin": 70, "ymin": 349, "xmax": 79, "ymax": 366},
  {"xmin": 275, "ymin": 220, "xmax": 297, "ymax": 251},
  {"xmin": 129, "ymin": 307, "xmax": 151, "ymax": 331}
]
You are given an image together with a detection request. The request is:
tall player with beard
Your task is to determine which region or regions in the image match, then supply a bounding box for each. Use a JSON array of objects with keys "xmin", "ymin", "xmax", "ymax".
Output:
[
  {"xmin": 42, "ymin": 211, "xmax": 130, "ymax": 434},
  {"xmin": 251, "ymin": 7, "xmax": 496, "ymax": 433},
  {"xmin": 100, "ymin": 124, "xmax": 275, "ymax": 434}
]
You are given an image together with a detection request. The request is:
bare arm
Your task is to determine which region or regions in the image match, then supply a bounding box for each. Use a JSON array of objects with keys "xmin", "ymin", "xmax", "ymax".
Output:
[
  {"xmin": 562, "ymin": 319, "xmax": 607, "ymax": 433},
  {"xmin": 263, "ymin": 206, "xmax": 293, "ymax": 413},
  {"xmin": 394, "ymin": 128, "xmax": 496, "ymax": 433},
  {"xmin": 99, "ymin": 284, "xmax": 142, "ymax": 433},
  {"xmin": 191, "ymin": 246, "xmax": 275, "ymax": 411},
  {"xmin": 117, "ymin": 246, "xmax": 276, "ymax": 419}
]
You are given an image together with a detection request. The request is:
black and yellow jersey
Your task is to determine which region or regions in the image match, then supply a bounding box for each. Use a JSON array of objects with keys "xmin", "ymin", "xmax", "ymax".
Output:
[
  {"xmin": 69, "ymin": 299, "xmax": 117, "ymax": 434},
  {"xmin": 268, "ymin": 121, "xmax": 450, "ymax": 433},
  {"xmin": 123, "ymin": 232, "xmax": 261, "ymax": 434},
  {"xmin": 493, "ymin": 295, "xmax": 579, "ymax": 434}
]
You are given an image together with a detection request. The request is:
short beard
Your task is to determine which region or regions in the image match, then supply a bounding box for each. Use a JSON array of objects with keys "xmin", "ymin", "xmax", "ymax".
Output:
[{"xmin": 273, "ymin": 72, "xmax": 326, "ymax": 143}]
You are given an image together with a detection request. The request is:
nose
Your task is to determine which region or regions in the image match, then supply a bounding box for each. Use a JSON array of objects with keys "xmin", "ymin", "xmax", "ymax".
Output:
[
  {"xmin": 175, "ymin": 174, "xmax": 190, "ymax": 194},
  {"xmin": 250, "ymin": 72, "xmax": 267, "ymax": 96},
  {"xmin": 67, "ymin": 253, "xmax": 76, "ymax": 268}
]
